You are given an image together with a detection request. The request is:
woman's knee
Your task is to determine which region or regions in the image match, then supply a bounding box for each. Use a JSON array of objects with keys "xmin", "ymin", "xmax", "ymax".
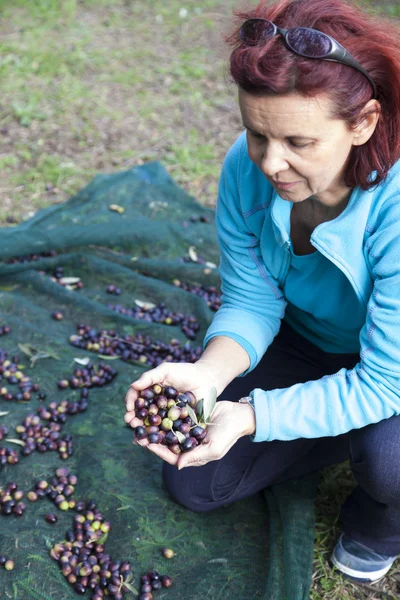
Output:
[
  {"xmin": 350, "ymin": 416, "xmax": 400, "ymax": 505},
  {"xmin": 162, "ymin": 462, "xmax": 217, "ymax": 513}
]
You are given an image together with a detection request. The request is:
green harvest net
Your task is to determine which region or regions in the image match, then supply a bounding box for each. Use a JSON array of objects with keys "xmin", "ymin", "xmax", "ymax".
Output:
[{"xmin": 0, "ymin": 162, "xmax": 318, "ymax": 600}]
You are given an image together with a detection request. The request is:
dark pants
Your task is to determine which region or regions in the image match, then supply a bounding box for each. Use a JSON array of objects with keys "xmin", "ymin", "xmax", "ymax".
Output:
[{"xmin": 163, "ymin": 322, "xmax": 400, "ymax": 556}]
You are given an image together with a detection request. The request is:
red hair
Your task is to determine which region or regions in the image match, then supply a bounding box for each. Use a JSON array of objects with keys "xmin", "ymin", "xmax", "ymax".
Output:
[{"xmin": 227, "ymin": 0, "xmax": 400, "ymax": 189}]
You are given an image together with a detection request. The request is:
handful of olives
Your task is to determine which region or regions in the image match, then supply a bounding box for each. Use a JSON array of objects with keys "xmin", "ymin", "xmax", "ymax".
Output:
[{"xmin": 133, "ymin": 385, "xmax": 210, "ymax": 454}]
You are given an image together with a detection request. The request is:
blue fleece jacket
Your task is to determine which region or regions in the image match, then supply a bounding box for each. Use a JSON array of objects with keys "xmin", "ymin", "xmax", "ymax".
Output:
[{"xmin": 204, "ymin": 132, "xmax": 400, "ymax": 442}]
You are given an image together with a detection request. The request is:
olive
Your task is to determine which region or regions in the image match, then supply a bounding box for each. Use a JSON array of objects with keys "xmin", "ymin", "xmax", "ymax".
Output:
[
  {"xmin": 4, "ymin": 559, "xmax": 14, "ymax": 571},
  {"xmin": 74, "ymin": 582, "xmax": 86, "ymax": 595},
  {"xmin": 45, "ymin": 513, "xmax": 58, "ymax": 524},
  {"xmin": 162, "ymin": 547, "xmax": 176, "ymax": 559},
  {"xmin": 160, "ymin": 574, "xmax": 173, "ymax": 587},
  {"xmin": 181, "ymin": 437, "xmax": 199, "ymax": 452}
]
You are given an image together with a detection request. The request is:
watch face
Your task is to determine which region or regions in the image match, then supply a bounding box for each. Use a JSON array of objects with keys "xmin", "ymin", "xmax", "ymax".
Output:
[{"xmin": 239, "ymin": 396, "xmax": 252, "ymax": 403}]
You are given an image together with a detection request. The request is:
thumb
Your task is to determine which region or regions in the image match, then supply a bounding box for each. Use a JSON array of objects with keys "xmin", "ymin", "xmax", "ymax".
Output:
[
  {"xmin": 130, "ymin": 363, "xmax": 169, "ymax": 391},
  {"xmin": 177, "ymin": 442, "xmax": 214, "ymax": 470}
]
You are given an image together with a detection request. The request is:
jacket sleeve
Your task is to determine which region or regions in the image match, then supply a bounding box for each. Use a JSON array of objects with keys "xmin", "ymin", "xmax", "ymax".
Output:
[
  {"xmin": 251, "ymin": 195, "xmax": 400, "ymax": 442},
  {"xmin": 203, "ymin": 136, "xmax": 287, "ymax": 375}
]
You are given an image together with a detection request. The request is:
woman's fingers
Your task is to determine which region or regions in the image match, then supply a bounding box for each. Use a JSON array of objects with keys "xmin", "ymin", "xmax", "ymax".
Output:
[
  {"xmin": 124, "ymin": 411, "xmax": 141, "ymax": 428},
  {"xmin": 125, "ymin": 387, "xmax": 138, "ymax": 412},
  {"xmin": 129, "ymin": 364, "xmax": 168, "ymax": 392},
  {"xmin": 146, "ymin": 443, "xmax": 179, "ymax": 466}
]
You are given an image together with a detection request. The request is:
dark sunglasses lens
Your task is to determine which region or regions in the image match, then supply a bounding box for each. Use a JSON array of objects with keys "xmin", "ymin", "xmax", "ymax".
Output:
[
  {"xmin": 286, "ymin": 27, "xmax": 332, "ymax": 58},
  {"xmin": 240, "ymin": 20, "xmax": 275, "ymax": 45}
]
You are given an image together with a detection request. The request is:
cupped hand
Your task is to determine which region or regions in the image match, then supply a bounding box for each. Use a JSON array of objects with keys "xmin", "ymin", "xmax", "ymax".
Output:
[
  {"xmin": 148, "ymin": 401, "xmax": 256, "ymax": 468},
  {"xmin": 124, "ymin": 361, "xmax": 218, "ymax": 430}
]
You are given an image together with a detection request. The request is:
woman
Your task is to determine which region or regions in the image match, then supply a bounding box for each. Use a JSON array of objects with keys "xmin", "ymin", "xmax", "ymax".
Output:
[{"xmin": 125, "ymin": 0, "xmax": 400, "ymax": 584}]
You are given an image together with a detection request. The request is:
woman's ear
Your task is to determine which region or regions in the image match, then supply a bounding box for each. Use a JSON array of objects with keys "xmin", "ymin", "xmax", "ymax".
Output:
[{"xmin": 352, "ymin": 99, "xmax": 381, "ymax": 146}]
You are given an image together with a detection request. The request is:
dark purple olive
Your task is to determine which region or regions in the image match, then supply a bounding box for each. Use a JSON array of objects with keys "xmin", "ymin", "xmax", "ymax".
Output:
[
  {"xmin": 160, "ymin": 574, "xmax": 173, "ymax": 587},
  {"xmin": 142, "ymin": 388, "xmax": 155, "ymax": 401},
  {"xmin": 45, "ymin": 513, "xmax": 58, "ymax": 524},
  {"xmin": 191, "ymin": 425, "xmax": 207, "ymax": 440},
  {"xmin": 169, "ymin": 443, "xmax": 181, "ymax": 455},
  {"xmin": 151, "ymin": 580, "xmax": 162, "ymax": 591},
  {"xmin": 74, "ymin": 582, "xmax": 86, "ymax": 594},
  {"xmin": 148, "ymin": 432, "xmax": 161, "ymax": 444},
  {"xmin": 134, "ymin": 426, "xmax": 147, "ymax": 440},
  {"xmin": 164, "ymin": 386, "xmax": 178, "ymax": 399},
  {"xmin": 181, "ymin": 437, "xmax": 198, "ymax": 452}
]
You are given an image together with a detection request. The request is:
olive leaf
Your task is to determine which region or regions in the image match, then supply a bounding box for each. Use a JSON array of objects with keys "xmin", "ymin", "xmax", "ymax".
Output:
[
  {"xmin": 203, "ymin": 387, "xmax": 218, "ymax": 423},
  {"xmin": 0, "ymin": 411, "xmax": 10, "ymax": 417},
  {"xmin": 74, "ymin": 357, "xmax": 91, "ymax": 366},
  {"xmin": 134, "ymin": 299, "xmax": 156, "ymax": 310},
  {"xmin": 186, "ymin": 404, "xmax": 199, "ymax": 426},
  {"xmin": 109, "ymin": 204, "xmax": 125, "ymax": 214},
  {"xmin": 174, "ymin": 430, "xmax": 186, "ymax": 444},
  {"xmin": 196, "ymin": 399, "xmax": 204, "ymax": 421},
  {"xmin": 205, "ymin": 261, "xmax": 217, "ymax": 269},
  {"xmin": 96, "ymin": 532, "xmax": 109, "ymax": 545},
  {"xmin": 97, "ymin": 354, "xmax": 120, "ymax": 360},
  {"xmin": 121, "ymin": 581, "xmax": 138, "ymax": 595},
  {"xmin": 59, "ymin": 277, "xmax": 81, "ymax": 285},
  {"xmin": 5, "ymin": 438, "xmax": 26, "ymax": 447},
  {"xmin": 18, "ymin": 343, "xmax": 34, "ymax": 357},
  {"xmin": 188, "ymin": 246, "xmax": 198, "ymax": 262},
  {"xmin": 18, "ymin": 343, "xmax": 59, "ymax": 367}
]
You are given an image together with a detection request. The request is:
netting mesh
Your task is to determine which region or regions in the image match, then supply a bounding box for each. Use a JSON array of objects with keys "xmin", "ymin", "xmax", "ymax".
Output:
[{"xmin": 0, "ymin": 162, "xmax": 316, "ymax": 600}]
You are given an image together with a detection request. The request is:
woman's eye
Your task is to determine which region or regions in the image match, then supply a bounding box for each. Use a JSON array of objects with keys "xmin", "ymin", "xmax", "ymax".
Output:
[
  {"xmin": 288, "ymin": 139, "xmax": 309, "ymax": 148},
  {"xmin": 249, "ymin": 131, "xmax": 264, "ymax": 140}
]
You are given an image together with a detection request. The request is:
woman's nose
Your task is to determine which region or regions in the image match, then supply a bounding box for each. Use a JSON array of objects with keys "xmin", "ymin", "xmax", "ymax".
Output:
[{"xmin": 260, "ymin": 144, "xmax": 289, "ymax": 177}]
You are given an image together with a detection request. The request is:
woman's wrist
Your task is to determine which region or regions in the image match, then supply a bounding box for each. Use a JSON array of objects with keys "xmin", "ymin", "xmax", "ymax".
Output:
[
  {"xmin": 238, "ymin": 402, "xmax": 256, "ymax": 436},
  {"xmin": 194, "ymin": 358, "xmax": 226, "ymax": 396}
]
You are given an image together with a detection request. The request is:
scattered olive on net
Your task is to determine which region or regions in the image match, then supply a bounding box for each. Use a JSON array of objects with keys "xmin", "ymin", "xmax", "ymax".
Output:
[
  {"xmin": 0, "ymin": 361, "xmax": 118, "ymax": 468},
  {"xmin": 69, "ymin": 324, "xmax": 203, "ymax": 367},
  {"xmin": 106, "ymin": 284, "xmax": 122, "ymax": 296},
  {"xmin": 107, "ymin": 301, "xmax": 200, "ymax": 340},
  {"xmin": 4, "ymin": 249, "xmax": 57, "ymax": 264},
  {"xmin": 0, "ymin": 482, "xmax": 26, "ymax": 516},
  {"xmin": 51, "ymin": 312, "xmax": 64, "ymax": 321},
  {"xmin": 133, "ymin": 385, "xmax": 207, "ymax": 453},
  {"xmin": 189, "ymin": 214, "xmax": 210, "ymax": 223},
  {"xmin": 43, "ymin": 469, "xmax": 142, "ymax": 599},
  {"xmin": 0, "ymin": 448, "xmax": 19, "ymax": 469},
  {"xmin": 161, "ymin": 548, "xmax": 175, "ymax": 559},
  {"xmin": 171, "ymin": 279, "xmax": 221, "ymax": 312},
  {"xmin": 47, "ymin": 265, "xmax": 84, "ymax": 290},
  {"xmin": 0, "ymin": 325, "xmax": 11, "ymax": 336},
  {"xmin": 4, "ymin": 559, "xmax": 15, "ymax": 571},
  {"xmin": 0, "ymin": 349, "xmax": 41, "ymax": 403},
  {"xmin": 56, "ymin": 362, "xmax": 118, "ymax": 391},
  {"xmin": 45, "ymin": 513, "xmax": 58, "ymax": 524}
]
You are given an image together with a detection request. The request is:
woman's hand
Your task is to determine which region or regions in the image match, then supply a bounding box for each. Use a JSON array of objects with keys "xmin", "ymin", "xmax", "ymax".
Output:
[
  {"xmin": 151, "ymin": 401, "xmax": 256, "ymax": 469},
  {"xmin": 124, "ymin": 361, "xmax": 256, "ymax": 468},
  {"xmin": 124, "ymin": 361, "xmax": 219, "ymax": 430}
]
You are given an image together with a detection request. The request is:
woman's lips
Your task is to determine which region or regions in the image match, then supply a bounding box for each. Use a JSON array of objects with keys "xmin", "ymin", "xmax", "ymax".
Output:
[{"xmin": 272, "ymin": 180, "xmax": 299, "ymax": 190}]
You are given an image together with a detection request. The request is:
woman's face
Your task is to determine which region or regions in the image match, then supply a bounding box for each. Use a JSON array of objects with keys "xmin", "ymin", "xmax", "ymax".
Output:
[{"xmin": 239, "ymin": 89, "xmax": 360, "ymax": 206}]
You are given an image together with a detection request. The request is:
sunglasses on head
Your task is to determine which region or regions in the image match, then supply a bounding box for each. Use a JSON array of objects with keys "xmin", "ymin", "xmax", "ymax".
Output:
[{"xmin": 239, "ymin": 18, "xmax": 377, "ymax": 99}]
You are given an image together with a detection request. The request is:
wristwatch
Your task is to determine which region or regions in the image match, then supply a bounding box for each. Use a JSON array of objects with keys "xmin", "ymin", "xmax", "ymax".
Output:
[{"xmin": 239, "ymin": 394, "xmax": 255, "ymax": 410}]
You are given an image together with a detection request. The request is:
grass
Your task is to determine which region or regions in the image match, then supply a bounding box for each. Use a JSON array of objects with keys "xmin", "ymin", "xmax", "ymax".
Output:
[
  {"xmin": 0, "ymin": 0, "xmax": 239, "ymax": 222},
  {"xmin": 1, "ymin": 1, "xmax": 400, "ymax": 598}
]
